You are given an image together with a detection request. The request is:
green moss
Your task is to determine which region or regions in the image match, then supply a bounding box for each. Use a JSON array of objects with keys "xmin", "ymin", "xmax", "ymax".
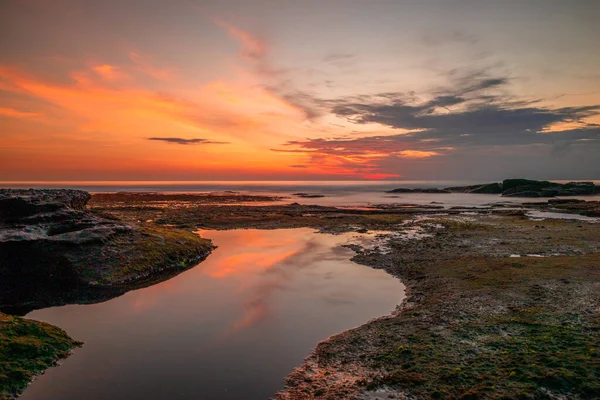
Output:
[
  {"xmin": 83, "ymin": 225, "xmax": 214, "ymax": 285},
  {"xmin": 300, "ymin": 214, "xmax": 600, "ymax": 399},
  {"xmin": 0, "ymin": 313, "xmax": 81, "ymax": 399},
  {"xmin": 365, "ymin": 310, "xmax": 600, "ymax": 399}
]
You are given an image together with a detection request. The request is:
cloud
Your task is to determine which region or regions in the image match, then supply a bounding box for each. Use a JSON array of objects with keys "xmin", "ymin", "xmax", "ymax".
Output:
[
  {"xmin": 0, "ymin": 107, "xmax": 41, "ymax": 118},
  {"xmin": 289, "ymin": 164, "xmax": 308, "ymax": 168},
  {"xmin": 274, "ymin": 69, "xmax": 600, "ymax": 177},
  {"xmin": 326, "ymin": 69, "xmax": 600, "ymax": 148},
  {"xmin": 214, "ymin": 19, "xmax": 266, "ymax": 61},
  {"xmin": 91, "ymin": 64, "xmax": 129, "ymax": 81},
  {"xmin": 129, "ymin": 51, "xmax": 175, "ymax": 81},
  {"xmin": 397, "ymin": 150, "xmax": 440, "ymax": 158},
  {"xmin": 215, "ymin": 20, "xmax": 324, "ymax": 121},
  {"xmin": 147, "ymin": 137, "xmax": 229, "ymax": 145}
]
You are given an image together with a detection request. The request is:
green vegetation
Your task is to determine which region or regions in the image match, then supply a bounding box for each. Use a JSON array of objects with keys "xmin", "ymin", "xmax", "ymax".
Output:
[
  {"xmin": 357, "ymin": 254, "xmax": 600, "ymax": 398},
  {"xmin": 97, "ymin": 225, "xmax": 214, "ymax": 284},
  {"xmin": 0, "ymin": 313, "xmax": 81, "ymax": 399}
]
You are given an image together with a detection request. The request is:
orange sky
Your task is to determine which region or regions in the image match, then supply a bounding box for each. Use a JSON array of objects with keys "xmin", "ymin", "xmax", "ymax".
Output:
[{"xmin": 1, "ymin": 1, "xmax": 599, "ymax": 181}]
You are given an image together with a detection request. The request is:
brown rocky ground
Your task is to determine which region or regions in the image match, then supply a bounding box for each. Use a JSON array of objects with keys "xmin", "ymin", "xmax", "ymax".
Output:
[
  {"xmin": 276, "ymin": 215, "xmax": 600, "ymax": 399},
  {"xmin": 90, "ymin": 192, "xmax": 600, "ymax": 399},
  {"xmin": 4, "ymin": 191, "xmax": 600, "ymax": 399}
]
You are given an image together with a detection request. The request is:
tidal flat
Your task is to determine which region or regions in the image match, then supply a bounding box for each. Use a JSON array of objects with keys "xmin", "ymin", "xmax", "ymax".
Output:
[
  {"xmin": 89, "ymin": 193, "xmax": 600, "ymax": 399},
  {"xmin": 2, "ymin": 191, "xmax": 600, "ymax": 399}
]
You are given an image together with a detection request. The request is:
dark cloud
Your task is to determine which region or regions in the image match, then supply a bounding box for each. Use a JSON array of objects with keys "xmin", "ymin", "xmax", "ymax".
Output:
[
  {"xmin": 274, "ymin": 69, "xmax": 600, "ymax": 178},
  {"xmin": 147, "ymin": 137, "xmax": 229, "ymax": 145},
  {"xmin": 263, "ymin": 84, "xmax": 325, "ymax": 120},
  {"xmin": 325, "ymin": 70, "xmax": 600, "ymax": 147},
  {"xmin": 289, "ymin": 164, "xmax": 309, "ymax": 168}
]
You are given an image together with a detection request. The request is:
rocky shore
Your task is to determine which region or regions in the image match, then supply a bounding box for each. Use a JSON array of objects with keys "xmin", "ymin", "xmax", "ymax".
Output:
[
  {"xmin": 87, "ymin": 192, "xmax": 600, "ymax": 399},
  {"xmin": 0, "ymin": 189, "xmax": 214, "ymax": 398},
  {"xmin": 0, "ymin": 189, "xmax": 214, "ymax": 313},
  {"xmin": 3, "ymin": 190, "xmax": 600, "ymax": 399},
  {"xmin": 276, "ymin": 213, "xmax": 600, "ymax": 399}
]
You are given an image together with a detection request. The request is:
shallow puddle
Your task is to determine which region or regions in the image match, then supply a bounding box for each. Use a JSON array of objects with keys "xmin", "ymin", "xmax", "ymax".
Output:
[
  {"xmin": 526, "ymin": 210, "xmax": 599, "ymax": 222},
  {"xmin": 23, "ymin": 228, "xmax": 403, "ymax": 400}
]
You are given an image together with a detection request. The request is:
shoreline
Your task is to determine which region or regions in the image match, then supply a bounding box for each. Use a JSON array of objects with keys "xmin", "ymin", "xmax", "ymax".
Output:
[
  {"xmin": 277, "ymin": 214, "xmax": 600, "ymax": 399},
  {"xmin": 2, "ymin": 190, "xmax": 600, "ymax": 399}
]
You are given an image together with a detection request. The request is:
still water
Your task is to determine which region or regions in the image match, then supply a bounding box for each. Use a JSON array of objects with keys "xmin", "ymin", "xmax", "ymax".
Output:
[{"xmin": 23, "ymin": 229, "xmax": 403, "ymax": 400}]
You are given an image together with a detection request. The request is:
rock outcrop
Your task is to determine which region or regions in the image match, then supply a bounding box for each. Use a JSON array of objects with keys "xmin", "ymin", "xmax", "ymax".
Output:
[
  {"xmin": 0, "ymin": 189, "xmax": 214, "ymax": 313},
  {"xmin": 501, "ymin": 179, "xmax": 599, "ymax": 197},
  {"xmin": 444, "ymin": 182, "xmax": 503, "ymax": 194},
  {"xmin": 443, "ymin": 179, "xmax": 600, "ymax": 198},
  {"xmin": 387, "ymin": 188, "xmax": 450, "ymax": 194}
]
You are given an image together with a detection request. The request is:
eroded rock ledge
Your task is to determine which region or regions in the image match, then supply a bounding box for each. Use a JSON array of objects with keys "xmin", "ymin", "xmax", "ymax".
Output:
[{"xmin": 0, "ymin": 189, "xmax": 214, "ymax": 314}]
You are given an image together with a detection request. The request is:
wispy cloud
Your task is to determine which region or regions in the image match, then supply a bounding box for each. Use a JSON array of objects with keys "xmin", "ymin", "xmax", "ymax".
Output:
[
  {"xmin": 147, "ymin": 137, "xmax": 229, "ymax": 145},
  {"xmin": 0, "ymin": 107, "xmax": 41, "ymax": 118}
]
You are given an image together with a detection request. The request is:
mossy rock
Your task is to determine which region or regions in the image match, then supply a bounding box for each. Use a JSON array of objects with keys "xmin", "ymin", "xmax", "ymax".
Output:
[{"xmin": 0, "ymin": 313, "xmax": 81, "ymax": 399}]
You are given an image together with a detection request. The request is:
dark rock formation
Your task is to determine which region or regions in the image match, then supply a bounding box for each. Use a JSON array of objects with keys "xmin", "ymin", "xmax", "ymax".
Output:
[
  {"xmin": 445, "ymin": 183, "xmax": 503, "ymax": 194},
  {"xmin": 548, "ymin": 198, "xmax": 586, "ymax": 204},
  {"xmin": 0, "ymin": 189, "xmax": 214, "ymax": 314},
  {"xmin": 501, "ymin": 179, "xmax": 600, "ymax": 197},
  {"xmin": 444, "ymin": 179, "xmax": 600, "ymax": 198},
  {"xmin": 386, "ymin": 188, "xmax": 414, "ymax": 193},
  {"xmin": 386, "ymin": 188, "xmax": 450, "ymax": 194}
]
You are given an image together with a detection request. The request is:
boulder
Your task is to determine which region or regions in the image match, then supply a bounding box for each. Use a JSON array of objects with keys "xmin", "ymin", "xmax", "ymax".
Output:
[{"xmin": 0, "ymin": 189, "xmax": 213, "ymax": 313}]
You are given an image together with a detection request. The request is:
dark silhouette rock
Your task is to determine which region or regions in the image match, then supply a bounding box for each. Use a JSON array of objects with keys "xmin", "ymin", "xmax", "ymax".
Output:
[
  {"xmin": 548, "ymin": 199, "xmax": 586, "ymax": 204},
  {"xmin": 0, "ymin": 189, "xmax": 213, "ymax": 313},
  {"xmin": 444, "ymin": 179, "xmax": 600, "ymax": 198},
  {"xmin": 386, "ymin": 188, "xmax": 414, "ymax": 193},
  {"xmin": 501, "ymin": 179, "xmax": 600, "ymax": 197},
  {"xmin": 387, "ymin": 188, "xmax": 450, "ymax": 194},
  {"xmin": 293, "ymin": 193, "xmax": 326, "ymax": 198},
  {"xmin": 445, "ymin": 183, "xmax": 502, "ymax": 194}
]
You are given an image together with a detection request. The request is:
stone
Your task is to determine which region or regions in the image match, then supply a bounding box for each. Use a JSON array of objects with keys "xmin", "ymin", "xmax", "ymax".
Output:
[{"xmin": 0, "ymin": 189, "xmax": 213, "ymax": 314}]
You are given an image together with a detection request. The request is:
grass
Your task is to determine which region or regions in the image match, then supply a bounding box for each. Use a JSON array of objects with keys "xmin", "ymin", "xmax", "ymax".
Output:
[{"xmin": 0, "ymin": 313, "xmax": 81, "ymax": 399}]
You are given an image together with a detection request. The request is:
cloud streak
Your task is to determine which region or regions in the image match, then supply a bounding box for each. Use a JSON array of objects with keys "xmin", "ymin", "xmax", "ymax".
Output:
[{"xmin": 147, "ymin": 137, "xmax": 229, "ymax": 145}]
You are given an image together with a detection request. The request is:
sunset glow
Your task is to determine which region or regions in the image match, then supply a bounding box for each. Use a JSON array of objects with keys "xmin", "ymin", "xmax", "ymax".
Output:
[{"xmin": 1, "ymin": 1, "xmax": 599, "ymax": 181}]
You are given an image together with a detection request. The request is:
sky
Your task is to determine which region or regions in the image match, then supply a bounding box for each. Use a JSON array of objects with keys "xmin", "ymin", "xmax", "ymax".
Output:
[{"xmin": 1, "ymin": 0, "xmax": 599, "ymax": 181}]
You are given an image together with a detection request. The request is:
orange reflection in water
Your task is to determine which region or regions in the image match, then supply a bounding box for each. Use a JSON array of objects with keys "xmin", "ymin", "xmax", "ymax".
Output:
[
  {"xmin": 123, "ymin": 229, "xmax": 305, "ymax": 325},
  {"xmin": 197, "ymin": 229, "xmax": 306, "ymax": 334},
  {"xmin": 197, "ymin": 229, "xmax": 302, "ymax": 279}
]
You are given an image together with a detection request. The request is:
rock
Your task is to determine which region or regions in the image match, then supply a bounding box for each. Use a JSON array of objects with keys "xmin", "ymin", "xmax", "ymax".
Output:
[
  {"xmin": 387, "ymin": 188, "xmax": 450, "ymax": 194},
  {"xmin": 386, "ymin": 188, "xmax": 414, "ymax": 193},
  {"xmin": 419, "ymin": 188, "xmax": 450, "ymax": 193},
  {"xmin": 0, "ymin": 189, "xmax": 90, "ymax": 221},
  {"xmin": 470, "ymin": 183, "xmax": 503, "ymax": 194},
  {"xmin": 445, "ymin": 183, "xmax": 502, "ymax": 194},
  {"xmin": 446, "ymin": 179, "xmax": 599, "ymax": 198},
  {"xmin": 0, "ymin": 189, "xmax": 213, "ymax": 313},
  {"xmin": 502, "ymin": 179, "xmax": 557, "ymax": 192},
  {"xmin": 548, "ymin": 199, "xmax": 586, "ymax": 204},
  {"xmin": 501, "ymin": 179, "xmax": 600, "ymax": 197},
  {"xmin": 502, "ymin": 190, "xmax": 543, "ymax": 198}
]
